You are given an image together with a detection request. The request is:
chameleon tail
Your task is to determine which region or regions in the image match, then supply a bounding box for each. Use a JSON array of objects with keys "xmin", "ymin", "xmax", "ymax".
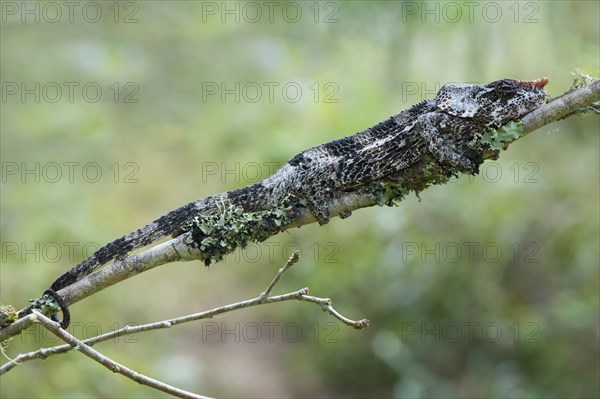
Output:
[{"xmin": 49, "ymin": 199, "xmax": 209, "ymax": 291}]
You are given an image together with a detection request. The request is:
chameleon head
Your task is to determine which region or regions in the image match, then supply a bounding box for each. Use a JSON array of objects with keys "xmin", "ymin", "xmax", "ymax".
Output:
[{"xmin": 436, "ymin": 77, "xmax": 549, "ymax": 128}]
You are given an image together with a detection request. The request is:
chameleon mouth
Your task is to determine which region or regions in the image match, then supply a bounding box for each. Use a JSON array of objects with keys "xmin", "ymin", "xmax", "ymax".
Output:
[{"xmin": 513, "ymin": 77, "xmax": 549, "ymax": 89}]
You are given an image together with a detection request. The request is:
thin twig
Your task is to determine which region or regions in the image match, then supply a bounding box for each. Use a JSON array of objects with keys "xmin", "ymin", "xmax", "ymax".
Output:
[
  {"xmin": 299, "ymin": 295, "xmax": 370, "ymax": 329},
  {"xmin": 2, "ymin": 273, "xmax": 368, "ymax": 373},
  {"xmin": 0, "ymin": 288, "xmax": 367, "ymax": 372},
  {"xmin": 31, "ymin": 311, "xmax": 213, "ymax": 399},
  {"xmin": 0, "ymin": 288, "xmax": 297, "ymax": 374},
  {"xmin": 260, "ymin": 250, "xmax": 301, "ymax": 299}
]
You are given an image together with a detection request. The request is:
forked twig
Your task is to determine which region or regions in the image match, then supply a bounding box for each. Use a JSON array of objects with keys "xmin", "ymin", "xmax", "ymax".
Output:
[
  {"xmin": 1, "ymin": 252, "xmax": 368, "ymax": 379},
  {"xmin": 32, "ymin": 311, "xmax": 213, "ymax": 399}
]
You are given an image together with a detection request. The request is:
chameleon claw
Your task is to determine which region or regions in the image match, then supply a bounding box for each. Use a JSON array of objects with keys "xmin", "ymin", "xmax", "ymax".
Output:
[{"xmin": 339, "ymin": 210, "xmax": 352, "ymax": 219}]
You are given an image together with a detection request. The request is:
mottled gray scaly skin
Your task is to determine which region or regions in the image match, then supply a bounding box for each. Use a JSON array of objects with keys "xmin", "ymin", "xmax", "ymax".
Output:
[{"xmin": 49, "ymin": 77, "xmax": 548, "ymax": 292}]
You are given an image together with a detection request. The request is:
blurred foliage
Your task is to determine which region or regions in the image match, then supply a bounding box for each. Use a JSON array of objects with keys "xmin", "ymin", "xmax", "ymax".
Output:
[{"xmin": 1, "ymin": 1, "xmax": 598, "ymax": 398}]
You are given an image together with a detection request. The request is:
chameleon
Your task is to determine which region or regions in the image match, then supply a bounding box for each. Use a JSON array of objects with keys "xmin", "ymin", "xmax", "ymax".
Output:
[{"xmin": 27, "ymin": 77, "xmax": 549, "ymax": 327}]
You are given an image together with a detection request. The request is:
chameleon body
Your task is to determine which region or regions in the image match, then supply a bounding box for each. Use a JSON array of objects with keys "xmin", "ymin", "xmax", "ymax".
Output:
[{"xmin": 48, "ymin": 77, "xmax": 548, "ymax": 296}]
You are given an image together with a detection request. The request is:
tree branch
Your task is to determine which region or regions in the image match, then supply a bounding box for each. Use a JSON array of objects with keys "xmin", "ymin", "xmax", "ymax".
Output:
[
  {"xmin": 519, "ymin": 79, "xmax": 600, "ymax": 136},
  {"xmin": 1, "ymin": 252, "xmax": 368, "ymax": 376},
  {"xmin": 29, "ymin": 312, "xmax": 214, "ymax": 399},
  {"xmin": 2, "ymin": 78, "xmax": 598, "ymax": 342}
]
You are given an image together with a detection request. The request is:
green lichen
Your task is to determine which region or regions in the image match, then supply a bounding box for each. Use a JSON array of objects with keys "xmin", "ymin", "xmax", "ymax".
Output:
[
  {"xmin": 189, "ymin": 200, "xmax": 295, "ymax": 266},
  {"xmin": 25, "ymin": 294, "xmax": 62, "ymax": 319},
  {"xmin": 469, "ymin": 121, "xmax": 525, "ymax": 152},
  {"xmin": 0, "ymin": 305, "xmax": 17, "ymax": 328},
  {"xmin": 380, "ymin": 182, "xmax": 411, "ymax": 207},
  {"xmin": 569, "ymin": 70, "xmax": 600, "ymax": 115}
]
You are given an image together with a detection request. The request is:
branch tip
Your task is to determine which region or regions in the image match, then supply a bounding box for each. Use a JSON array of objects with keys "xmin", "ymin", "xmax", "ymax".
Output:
[{"xmin": 260, "ymin": 250, "xmax": 302, "ymax": 299}]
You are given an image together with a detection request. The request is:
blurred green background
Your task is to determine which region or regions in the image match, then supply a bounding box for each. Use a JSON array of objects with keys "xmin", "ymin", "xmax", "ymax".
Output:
[{"xmin": 1, "ymin": 1, "xmax": 598, "ymax": 398}]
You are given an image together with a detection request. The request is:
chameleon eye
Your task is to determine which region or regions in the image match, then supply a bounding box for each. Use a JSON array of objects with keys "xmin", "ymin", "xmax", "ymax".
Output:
[{"xmin": 494, "ymin": 82, "xmax": 517, "ymax": 101}]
